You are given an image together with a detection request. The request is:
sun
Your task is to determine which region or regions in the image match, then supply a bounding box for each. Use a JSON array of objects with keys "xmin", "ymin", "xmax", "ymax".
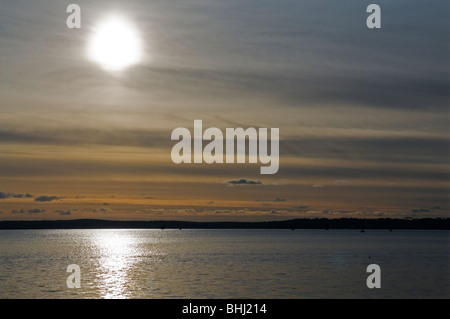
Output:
[{"xmin": 87, "ymin": 16, "xmax": 143, "ymax": 71}]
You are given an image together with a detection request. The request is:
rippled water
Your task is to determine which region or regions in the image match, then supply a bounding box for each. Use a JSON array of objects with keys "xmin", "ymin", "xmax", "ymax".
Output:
[{"xmin": 0, "ymin": 229, "xmax": 448, "ymax": 298}]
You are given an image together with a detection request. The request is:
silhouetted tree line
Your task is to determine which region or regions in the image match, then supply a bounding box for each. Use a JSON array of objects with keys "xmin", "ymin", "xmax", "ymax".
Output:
[{"xmin": 0, "ymin": 218, "xmax": 449, "ymax": 230}]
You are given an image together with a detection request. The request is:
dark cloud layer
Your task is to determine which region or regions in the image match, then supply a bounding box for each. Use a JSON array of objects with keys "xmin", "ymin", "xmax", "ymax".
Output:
[
  {"xmin": 411, "ymin": 208, "xmax": 431, "ymax": 214},
  {"xmin": 0, "ymin": 191, "xmax": 33, "ymax": 199},
  {"xmin": 34, "ymin": 195, "xmax": 62, "ymax": 202},
  {"xmin": 27, "ymin": 208, "xmax": 45, "ymax": 214},
  {"xmin": 129, "ymin": 66, "xmax": 448, "ymax": 111},
  {"xmin": 0, "ymin": 128, "xmax": 168, "ymax": 148},
  {"xmin": 280, "ymin": 136, "xmax": 450, "ymax": 164},
  {"xmin": 55, "ymin": 210, "xmax": 72, "ymax": 216},
  {"xmin": 11, "ymin": 209, "xmax": 25, "ymax": 214},
  {"xmin": 1, "ymin": 128, "xmax": 447, "ymax": 166},
  {"xmin": 11, "ymin": 208, "xmax": 45, "ymax": 214},
  {"xmin": 226, "ymin": 179, "xmax": 263, "ymax": 185}
]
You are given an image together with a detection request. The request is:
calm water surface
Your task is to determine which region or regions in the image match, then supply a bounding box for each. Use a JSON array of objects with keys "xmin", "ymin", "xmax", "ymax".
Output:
[{"xmin": 0, "ymin": 229, "xmax": 448, "ymax": 298}]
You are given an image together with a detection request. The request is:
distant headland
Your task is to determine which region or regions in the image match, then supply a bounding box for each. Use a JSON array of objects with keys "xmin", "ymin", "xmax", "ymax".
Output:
[{"xmin": 0, "ymin": 218, "xmax": 449, "ymax": 230}]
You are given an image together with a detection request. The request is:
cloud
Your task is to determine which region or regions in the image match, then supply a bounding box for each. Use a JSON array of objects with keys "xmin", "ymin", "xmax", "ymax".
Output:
[
  {"xmin": 267, "ymin": 209, "xmax": 291, "ymax": 215},
  {"xmin": 55, "ymin": 209, "xmax": 74, "ymax": 216},
  {"xmin": 334, "ymin": 180, "xmax": 350, "ymax": 184},
  {"xmin": 93, "ymin": 207, "xmax": 110, "ymax": 213},
  {"xmin": 291, "ymin": 205, "xmax": 309, "ymax": 209},
  {"xmin": 411, "ymin": 208, "xmax": 431, "ymax": 214},
  {"xmin": 0, "ymin": 127, "xmax": 169, "ymax": 149},
  {"xmin": 256, "ymin": 197, "xmax": 287, "ymax": 202},
  {"xmin": 226, "ymin": 178, "xmax": 262, "ymax": 185},
  {"xmin": 0, "ymin": 191, "xmax": 33, "ymax": 199},
  {"xmin": 271, "ymin": 179, "xmax": 288, "ymax": 186},
  {"xmin": 312, "ymin": 184, "xmax": 324, "ymax": 188},
  {"xmin": 27, "ymin": 208, "xmax": 45, "ymax": 214},
  {"xmin": 11, "ymin": 193, "xmax": 33, "ymax": 198},
  {"xmin": 279, "ymin": 136, "xmax": 450, "ymax": 166},
  {"xmin": 126, "ymin": 62, "xmax": 447, "ymax": 113},
  {"xmin": 34, "ymin": 195, "xmax": 62, "ymax": 202},
  {"xmin": 213, "ymin": 209, "xmax": 233, "ymax": 214}
]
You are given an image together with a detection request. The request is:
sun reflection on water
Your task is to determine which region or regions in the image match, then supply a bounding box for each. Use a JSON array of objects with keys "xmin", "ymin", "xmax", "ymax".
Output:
[{"xmin": 91, "ymin": 230, "xmax": 141, "ymax": 299}]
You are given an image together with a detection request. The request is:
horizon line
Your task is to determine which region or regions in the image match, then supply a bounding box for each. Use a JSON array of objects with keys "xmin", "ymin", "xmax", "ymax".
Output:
[{"xmin": 1, "ymin": 217, "xmax": 449, "ymax": 230}]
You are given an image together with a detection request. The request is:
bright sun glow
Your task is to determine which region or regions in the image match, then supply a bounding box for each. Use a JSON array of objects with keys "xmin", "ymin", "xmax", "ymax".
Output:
[{"xmin": 88, "ymin": 16, "xmax": 142, "ymax": 71}]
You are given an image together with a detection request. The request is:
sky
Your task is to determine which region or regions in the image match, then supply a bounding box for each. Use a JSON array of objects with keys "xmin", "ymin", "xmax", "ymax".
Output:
[{"xmin": 0, "ymin": 0, "xmax": 448, "ymax": 221}]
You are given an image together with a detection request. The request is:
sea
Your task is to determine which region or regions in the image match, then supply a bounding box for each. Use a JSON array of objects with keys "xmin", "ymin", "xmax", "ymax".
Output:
[{"xmin": 0, "ymin": 229, "xmax": 448, "ymax": 298}]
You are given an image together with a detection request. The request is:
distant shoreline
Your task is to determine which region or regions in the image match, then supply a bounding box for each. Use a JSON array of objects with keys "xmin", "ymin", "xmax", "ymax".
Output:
[{"xmin": 0, "ymin": 218, "xmax": 449, "ymax": 230}]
